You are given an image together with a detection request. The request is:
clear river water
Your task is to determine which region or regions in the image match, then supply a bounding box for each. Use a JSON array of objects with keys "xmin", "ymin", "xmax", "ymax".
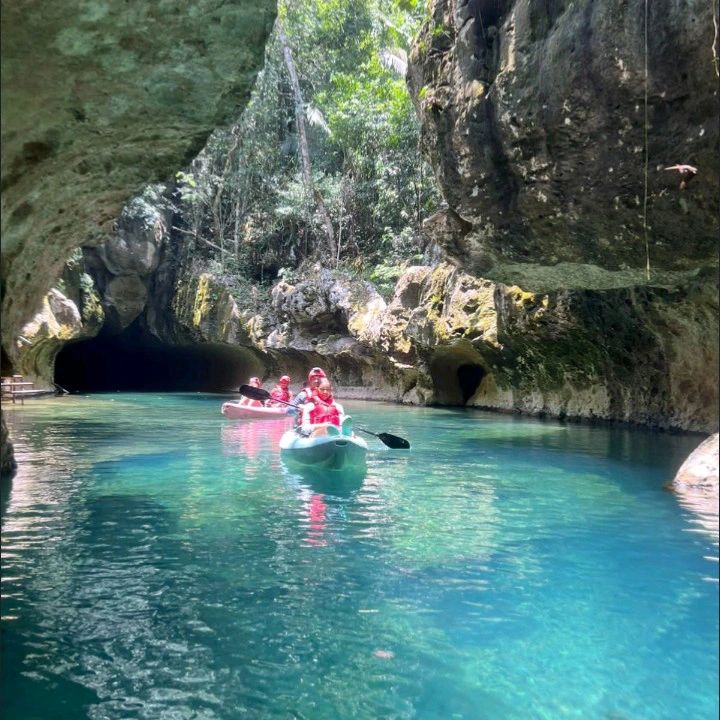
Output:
[{"xmin": 1, "ymin": 393, "xmax": 717, "ymax": 720}]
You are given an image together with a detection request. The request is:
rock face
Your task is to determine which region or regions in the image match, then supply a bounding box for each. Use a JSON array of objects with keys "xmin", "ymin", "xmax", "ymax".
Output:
[
  {"xmin": 20, "ymin": 240, "xmax": 718, "ymax": 432},
  {"xmin": 407, "ymin": 0, "xmax": 719, "ymax": 275},
  {"xmin": 84, "ymin": 186, "xmax": 171, "ymax": 332},
  {"xmin": 0, "ymin": 414, "xmax": 16, "ymax": 481},
  {"xmin": 16, "ymin": 283, "xmax": 103, "ymax": 385},
  {"xmin": 1, "ymin": 0, "xmax": 276, "ymax": 358},
  {"xmin": 372, "ymin": 263, "xmax": 718, "ymax": 431},
  {"xmin": 671, "ymin": 433, "xmax": 719, "ymax": 539}
]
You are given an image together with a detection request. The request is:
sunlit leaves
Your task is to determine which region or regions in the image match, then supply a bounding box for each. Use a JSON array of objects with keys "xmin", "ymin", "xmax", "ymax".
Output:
[
  {"xmin": 305, "ymin": 104, "xmax": 330, "ymax": 134},
  {"xmin": 174, "ymin": 0, "xmax": 439, "ymax": 282},
  {"xmin": 378, "ymin": 48, "xmax": 408, "ymax": 76}
]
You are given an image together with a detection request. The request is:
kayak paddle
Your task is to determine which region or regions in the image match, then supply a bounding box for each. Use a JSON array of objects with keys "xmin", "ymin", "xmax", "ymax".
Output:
[
  {"xmin": 355, "ymin": 428, "xmax": 410, "ymax": 450},
  {"xmin": 238, "ymin": 384, "xmax": 410, "ymax": 450}
]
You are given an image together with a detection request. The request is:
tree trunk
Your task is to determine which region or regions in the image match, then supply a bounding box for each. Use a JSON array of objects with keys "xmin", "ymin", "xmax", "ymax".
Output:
[
  {"xmin": 211, "ymin": 132, "xmax": 242, "ymax": 271},
  {"xmin": 277, "ymin": 20, "xmax": 337, "ymax": 261},
  {"xmin": 233, "ymin": 194, "xmax": 241, "ymax": 263}
]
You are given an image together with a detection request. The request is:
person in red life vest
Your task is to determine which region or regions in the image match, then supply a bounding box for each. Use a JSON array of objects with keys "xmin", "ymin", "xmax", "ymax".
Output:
[
  {"xmin": 238, "ymin": 376, "xmax": 264, "ymax": 407},
  {"xmin": 301, "ymin": 378, "xmax": 352, "ymax": 437},
  {"xmin": 289, "ymin": 367, "xmax": 326, "ymax": 422},
  {"xmin": 268, "ymin": 375, "xmax": 292, "ymax": 407}
]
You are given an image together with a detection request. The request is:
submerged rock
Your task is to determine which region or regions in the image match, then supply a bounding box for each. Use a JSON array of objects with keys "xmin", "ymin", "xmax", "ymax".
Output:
[{"xmin": 674, "ymin": 434, "xmax": 719, "ymax": 491}]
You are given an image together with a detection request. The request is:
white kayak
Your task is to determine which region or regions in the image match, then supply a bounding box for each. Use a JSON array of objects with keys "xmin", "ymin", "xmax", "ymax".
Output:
[
  {"xmin": 279, "ymin": 429, "xmax": 368, "ymax": 472},
  {"xmin": 221, "ymin": 402, "xmax": 290, "ymax": 420}
]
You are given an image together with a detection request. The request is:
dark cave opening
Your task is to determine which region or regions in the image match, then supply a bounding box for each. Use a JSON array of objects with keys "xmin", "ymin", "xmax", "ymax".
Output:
[
  {"xmin": 55, "ymin": 321, "xmax": 260, "ymax": 393},
  {"xmin": 457, "ymin": 363, "xmax": 486, "ymax": 404},
  {"xmin": 1, "ymin": 346, "xmax": 14, "ymax": 376}
]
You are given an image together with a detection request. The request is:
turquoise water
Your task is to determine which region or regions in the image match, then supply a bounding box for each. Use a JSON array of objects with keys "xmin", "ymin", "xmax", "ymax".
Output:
[{"xmin": 1, "ymin": 393, "xmax": 717, "ymax": 720}]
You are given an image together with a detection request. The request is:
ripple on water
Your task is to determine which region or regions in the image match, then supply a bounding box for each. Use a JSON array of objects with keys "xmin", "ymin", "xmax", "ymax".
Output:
[{"xmin": 1, "ymin": 395, "xmax": 717, "ymax": 720}]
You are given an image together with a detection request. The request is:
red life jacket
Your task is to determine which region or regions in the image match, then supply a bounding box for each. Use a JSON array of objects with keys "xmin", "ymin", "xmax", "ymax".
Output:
[
  {"xmin": 270, "ymin": 386, "xmax": 291, "ymax": 403},
  {"xmin": 308, "ymin": 394, "xmax": 341, "ymax": 426}
]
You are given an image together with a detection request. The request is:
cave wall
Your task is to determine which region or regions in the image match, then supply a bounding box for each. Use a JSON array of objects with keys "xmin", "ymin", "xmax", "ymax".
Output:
[
  {"xmin": 1, "ymin": 0, "xmax": 276, "ymax": 358},
  {"xmin": 404, "ymin": 264, "xmax": 719, "ymax": 430},
  {"xmin": 407, "ymin": 0, "xmax": 719, "ymax": 274}
]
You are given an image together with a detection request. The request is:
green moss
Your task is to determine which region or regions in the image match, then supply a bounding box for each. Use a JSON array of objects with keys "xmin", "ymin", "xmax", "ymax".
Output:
[{"xmin": 192, "ymin": 273, "xmax": 211, "ymax": 327}]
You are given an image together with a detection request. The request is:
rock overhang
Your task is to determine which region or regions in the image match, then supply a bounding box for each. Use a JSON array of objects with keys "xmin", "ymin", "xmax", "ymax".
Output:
[{"xmin": 1, "ymin": 0, "xmax": 277, "ymax": 356}]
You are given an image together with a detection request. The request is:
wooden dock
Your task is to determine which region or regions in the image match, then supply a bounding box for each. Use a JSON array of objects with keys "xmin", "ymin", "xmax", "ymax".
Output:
[{"xmin": 1, "ymin": 375, "xmax": 55, "ymax": 404}]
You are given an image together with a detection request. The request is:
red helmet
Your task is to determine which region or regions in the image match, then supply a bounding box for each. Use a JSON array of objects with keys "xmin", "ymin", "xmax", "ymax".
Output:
[
  {"xmin": 308, "ymin": 367, "xmax": 326, "ymax": 381},
  {"xmin": 279, "ymin": 375, "xmax": 291, "ymax": 385}
]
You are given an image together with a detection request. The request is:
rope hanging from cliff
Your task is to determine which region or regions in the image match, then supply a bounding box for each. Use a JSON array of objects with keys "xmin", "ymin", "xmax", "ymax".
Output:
[
  {"xmin": 713, "ymin": 0, "xmax": 720, "ymax": 77},
  {"xmin": 642, "ymin": 0, "xmax": 651, "ymax": 281}
]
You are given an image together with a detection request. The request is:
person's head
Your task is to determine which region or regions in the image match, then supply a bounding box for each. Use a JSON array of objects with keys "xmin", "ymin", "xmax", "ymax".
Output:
[
  {"xmin": 316, "ymin": 378, "xmax": 333, "ymax": 399},
  {"xmin": 279, "ymin": 375, "xmax": 291, "ymax": 387},
  {"xmin": 249, "ymin": 376, "xmax": 261, "ymax": 387},
  {"xmin": 307, "ymin": 367, "xmax": 326, "ymax": 387}
]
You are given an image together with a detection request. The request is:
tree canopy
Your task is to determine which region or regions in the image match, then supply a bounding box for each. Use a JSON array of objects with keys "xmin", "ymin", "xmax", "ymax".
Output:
[{"xmin": 171, "ymin": 0, "xmax": 439, "ymax": 293}]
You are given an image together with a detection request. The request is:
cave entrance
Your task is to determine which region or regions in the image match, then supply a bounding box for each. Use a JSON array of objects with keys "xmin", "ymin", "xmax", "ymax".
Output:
[
  {"xmin": 55, "ymin": 320, "xmax": 262, "ymax": 393},
  {"xmin": 429, "ymin": 345, "xmax": 487, "ymax": 406},
  {"xmin": 457, "ymin": 363, "xmax": 486, "ymax": 404},
  {"xmin": 1, "ymin": 346, "xmax": 14, "ymax": 376}
]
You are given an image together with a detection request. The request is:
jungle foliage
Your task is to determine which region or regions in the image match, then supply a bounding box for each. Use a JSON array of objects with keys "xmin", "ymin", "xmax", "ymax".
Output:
[{"xmin": 171, "ymin": 0, "xmax": 439, "ymax": 289}]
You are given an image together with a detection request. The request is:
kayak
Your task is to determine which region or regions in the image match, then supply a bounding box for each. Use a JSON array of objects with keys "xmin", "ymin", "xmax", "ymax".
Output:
[
  {"xmin": 279, "ymin": 429, "xmax": 368, "ymax": 472},
  {"xmin": 221, "ymin": 402, "xmax": 290, "ymax": 420}
]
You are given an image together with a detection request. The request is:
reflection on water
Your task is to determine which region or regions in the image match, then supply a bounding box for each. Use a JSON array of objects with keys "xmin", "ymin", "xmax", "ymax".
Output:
[
  {"xmin": 1, "ymin": 394, "xmax": 717, "ymax": 720},
  {"xmin": 673, "ymin": 484, "xmax": 720, "ymax": 553},
  {"xmin": 221, "ymin": 419, "xmax": 288, "ymax": 459}
]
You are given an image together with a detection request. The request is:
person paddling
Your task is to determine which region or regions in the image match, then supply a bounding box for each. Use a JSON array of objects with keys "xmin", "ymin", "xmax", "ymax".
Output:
[
  {"xmin": 268, "ymin": 375, "xmax": 292, "ymax": 407},
  {"xmin": 289, "ymin": 367, "xmax": 326, "ymax": 421},
  {"xmin": 301, "ymin": 378, "xmax": 353, "ymax": 437},
  {"xmin": 238, "ymin": 376, "xmax": 264, "ymax": 407}
]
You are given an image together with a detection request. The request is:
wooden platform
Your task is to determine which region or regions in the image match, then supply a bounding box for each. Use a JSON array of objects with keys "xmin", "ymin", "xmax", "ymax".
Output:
[{"xmin": 1, "ymin": 375, "xmax": 54, "ymax": 404}]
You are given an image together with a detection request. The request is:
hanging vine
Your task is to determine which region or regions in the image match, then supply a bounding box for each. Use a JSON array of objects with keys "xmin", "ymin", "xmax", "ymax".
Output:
[
  {"xmin": 642, "ymin": 0, "xmax": 651, "ymax": 280},
  {"xmin": 713, "ymin": 0, "xmax": 720, "ymax": 77}
]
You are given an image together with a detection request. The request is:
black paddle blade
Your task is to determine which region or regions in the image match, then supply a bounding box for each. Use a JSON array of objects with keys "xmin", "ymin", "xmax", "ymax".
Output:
[
  {"xmin": 377, "ymin": 433, "xmax": 410, "ymax": 449},
  {"xmin": 355, "ymin": 427, "xmax": 409, "ymax": 449},
  {"xmin": 239, "ymin": 384, "xmax": 272, "ymax": 402}
]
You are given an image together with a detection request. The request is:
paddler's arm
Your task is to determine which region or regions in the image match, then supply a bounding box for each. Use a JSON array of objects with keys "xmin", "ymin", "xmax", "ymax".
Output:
[
  {"xmin": 300, "ymin": 402, "xmax": 315, "ymax": 436},
  {"xmin": 287, "ymin": 390, "xmax": 305, "ymax": 417}
]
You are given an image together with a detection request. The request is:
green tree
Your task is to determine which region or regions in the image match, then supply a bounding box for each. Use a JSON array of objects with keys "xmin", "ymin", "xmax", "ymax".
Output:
[{"xmin": 171, "ymin": 0, "xmax": 439, "ymax": 282}]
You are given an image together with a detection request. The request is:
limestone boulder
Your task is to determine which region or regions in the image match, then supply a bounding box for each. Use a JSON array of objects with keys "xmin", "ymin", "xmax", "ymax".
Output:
[
  {"xmin": 271, "ymin": 268, "xmax": 387, "ymax": 347},
  {"xmin": 104, "ymin": 274, "xmax": 148, "ymax": 329},
  {"xmin": 97, "ymin": 188, "xmax": 169, "ymax": 276},
  {"xmin": 15, "ymin": 285, "xmax": 101, "ymax": 385},
  {"xmin": 674, "ymin": 433, "xmax": 720, "ymax": 491},
  {"xmin": 0, "ymin": 414, "xmax": 16, "ymax": 481}
]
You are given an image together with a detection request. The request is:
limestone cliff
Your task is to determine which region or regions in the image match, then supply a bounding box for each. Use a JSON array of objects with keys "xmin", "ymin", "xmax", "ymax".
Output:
[
  {"xmin": 372, "ymin": 263, "xmax": 718, "ymax": 431},
  {"xmin": 407, "ymin": 0, "xmax": 718, "ymax": 275},
  {"xmin": 14, "ymin": 210, "xmax": 717, "ymax": 434}
]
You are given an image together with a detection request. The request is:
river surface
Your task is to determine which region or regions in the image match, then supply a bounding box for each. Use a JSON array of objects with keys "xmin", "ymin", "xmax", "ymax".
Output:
[{"xmin": 1, "ymin": 393, "xmax": 717, "ymax": 720}]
